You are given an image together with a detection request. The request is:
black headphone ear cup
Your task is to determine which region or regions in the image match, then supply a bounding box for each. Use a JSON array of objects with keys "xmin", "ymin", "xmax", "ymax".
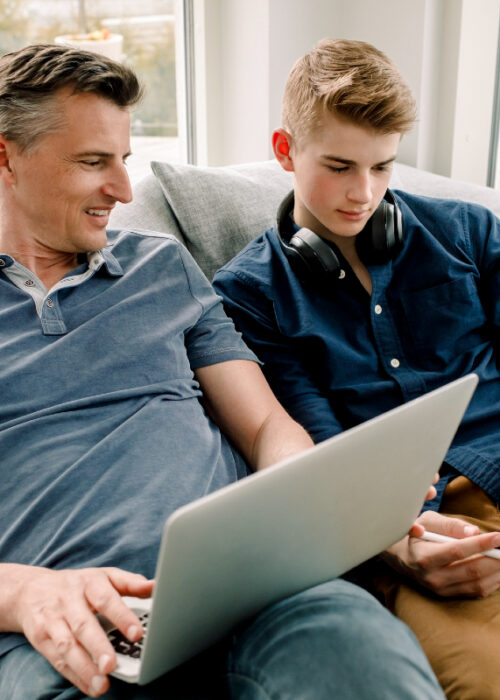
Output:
[
  {"xmin": 393, "ymin": 203, "xmax": 403, "ymax": 249},
  {"xmin": 287, "ymin": 229, "xmax": 341, "ymax": 285},
  {"xmin": 372, "ymin": 200, "xmax": 394, "ymax": 256},
  {"xmin": 356, "ymin": 195, "xmax": 403, "ymax": 263}
]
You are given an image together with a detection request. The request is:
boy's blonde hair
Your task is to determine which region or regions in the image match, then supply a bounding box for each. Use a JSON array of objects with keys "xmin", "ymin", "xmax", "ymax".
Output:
[{"xmin": 282, "ymin": 38, "xmax": 416, "ymax": 146}]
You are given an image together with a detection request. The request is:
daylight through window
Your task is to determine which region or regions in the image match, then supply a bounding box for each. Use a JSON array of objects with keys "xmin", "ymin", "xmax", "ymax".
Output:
[{"xmin": 0, "ymin": 0, "xmax": 186, "ymax": 182}]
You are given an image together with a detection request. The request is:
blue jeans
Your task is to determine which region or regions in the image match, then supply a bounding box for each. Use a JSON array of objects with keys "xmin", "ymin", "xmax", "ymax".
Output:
[{"xmin": 0, "ymin": 580, "xmax": 444, "ymax": 699}]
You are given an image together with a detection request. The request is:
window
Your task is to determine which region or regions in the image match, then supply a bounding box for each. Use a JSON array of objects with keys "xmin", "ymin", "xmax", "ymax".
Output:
[
  {"xmin": 0, "ymin": 0, "xmax": 189, "ymax": 182},
  {"xmin": 488, "ymin": 17, "xmax": 500, "ymax": 189}
]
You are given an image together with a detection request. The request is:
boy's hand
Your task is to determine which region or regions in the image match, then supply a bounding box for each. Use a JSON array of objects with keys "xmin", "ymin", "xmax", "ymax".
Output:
[
  {"xmin": 383, "ymin": 510, "xmax": 500, "ymax": 598},
  {"xmin": 420, "ymin": 473, "xmax": 439, "ymax": 506},
  {"xmin": 12, "ymin": 566, "xmax": 153, "ymax": 697}
]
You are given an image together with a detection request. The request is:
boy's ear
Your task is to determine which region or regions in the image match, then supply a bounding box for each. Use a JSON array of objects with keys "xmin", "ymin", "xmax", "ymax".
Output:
[{"xmin": 272, "ymin": 129, "xmax": 294, "ymax": 172}]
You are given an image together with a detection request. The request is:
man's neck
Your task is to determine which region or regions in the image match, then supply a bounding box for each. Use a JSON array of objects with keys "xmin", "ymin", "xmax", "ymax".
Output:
[
  {"xmin": 0, "ymin": 241, "xmax": 79, "ymax": 289},
  {"xmin": 0, "ymin": 200, "xmax": 80, "ymax": 288},
  {"xmin": 18, "ymin": 253, "xmax": 79, "ymax": 289}
]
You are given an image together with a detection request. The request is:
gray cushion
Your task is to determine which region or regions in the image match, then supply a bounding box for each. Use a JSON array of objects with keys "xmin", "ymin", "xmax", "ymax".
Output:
[
  {"xmin": 109, "ymin": 173, "xmax": 187, "ymax": 245},
  {"xmin": 150, "ymin": 160, "xmax": 293, "ymax": 280},
  {"xmin": 395, "ymin": 163, "xmax": 500, "ymax": 217}
]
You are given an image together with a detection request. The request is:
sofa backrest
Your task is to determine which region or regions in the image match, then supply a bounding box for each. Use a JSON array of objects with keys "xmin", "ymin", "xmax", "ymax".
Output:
[
  {"xmin": 110, "ymin": 160, "xmax": 293, "ymax": 281},
  {"xmin": 109, "ymin": 159, "xmax": 500, "ymax": 281}
]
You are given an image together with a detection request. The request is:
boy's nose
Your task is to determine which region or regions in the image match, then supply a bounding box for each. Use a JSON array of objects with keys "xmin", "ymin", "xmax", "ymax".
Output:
[{"xmin": 347, "ymin": 173, "xmax": 372, "ymax": 204}]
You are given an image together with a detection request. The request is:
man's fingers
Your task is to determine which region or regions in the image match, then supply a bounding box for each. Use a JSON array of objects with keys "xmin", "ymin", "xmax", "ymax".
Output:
[
  {"xmin": 64, "ymin": 595, "xmax": 118, "ymax": 667},
  {"xmin": 85, "ymin": 577, "xmax": 145, "ymax": 642},
  {"xmin": 31, "ymin": 615, "xmax": 110, "ymax": 698},
  {"xmin": 15, "ymin": 566, "xmax": 153, "ymax": 695},
  {"xmin": 103, "ymin": 567, "xmax": 154, "ymax": 599}
]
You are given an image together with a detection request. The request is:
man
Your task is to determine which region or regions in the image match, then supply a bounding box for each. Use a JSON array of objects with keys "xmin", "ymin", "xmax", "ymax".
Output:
[
  {"xmin": 0, "ymin": 44, "xmax": 444, "ymax": 699},
  {"xmin": 213, "ymin": 38, "xmax": 500, "ymax": 698}
]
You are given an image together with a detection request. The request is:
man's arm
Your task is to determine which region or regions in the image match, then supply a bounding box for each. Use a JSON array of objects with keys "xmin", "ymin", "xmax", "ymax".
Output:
[
  {"xmin": 0, "ymin": 563, "xmax": 153, "ymax": 697},
  {"xmin": 195, "ymin": 359, "xmax": 314, "ymax": 470}
]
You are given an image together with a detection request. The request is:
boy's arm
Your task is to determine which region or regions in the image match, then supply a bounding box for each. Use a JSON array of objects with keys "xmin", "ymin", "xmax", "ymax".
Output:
[{"xmin": 213, "ymin": 270, "xmax": 343, "ymax": 444}]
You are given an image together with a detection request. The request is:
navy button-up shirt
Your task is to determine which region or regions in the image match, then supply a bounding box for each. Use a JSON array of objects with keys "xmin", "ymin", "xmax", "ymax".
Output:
[{"xmin": 213, "ymin": 190, "xmax": 500, "ymax": 511}]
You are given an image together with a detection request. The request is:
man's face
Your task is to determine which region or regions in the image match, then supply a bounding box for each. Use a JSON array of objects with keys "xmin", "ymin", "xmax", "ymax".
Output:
[
  {"xmin": 5, "ymin": 89, "xmax": 132, "ymax": 255},
  {"xmin": 289, "ymin": 114, "xmax": 401, "ymax": 249}
]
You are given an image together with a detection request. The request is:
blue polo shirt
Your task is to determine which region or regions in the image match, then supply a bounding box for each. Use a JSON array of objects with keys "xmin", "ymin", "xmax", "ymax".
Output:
[
  {"xmin": 0, "ymin": 229, "xmax": 256, "ymax": 655},
  {"xmin": 213, "ymin": 190, "xmax": 500, "ymax": 511}
]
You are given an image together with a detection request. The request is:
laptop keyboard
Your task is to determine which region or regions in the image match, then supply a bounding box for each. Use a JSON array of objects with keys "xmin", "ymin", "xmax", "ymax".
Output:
[{"xmin": 107, "ymin": 611, "xmax": 150, "ymax": 659}]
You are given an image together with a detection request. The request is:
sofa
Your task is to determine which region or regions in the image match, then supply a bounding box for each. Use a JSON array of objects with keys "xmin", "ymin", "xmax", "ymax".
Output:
[{"xmin": 109, "ymin": 159, "xmax": 500, "ymax": 282}]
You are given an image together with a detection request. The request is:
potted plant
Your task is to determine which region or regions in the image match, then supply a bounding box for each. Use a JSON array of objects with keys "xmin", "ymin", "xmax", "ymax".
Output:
[{"xmin": 54, "ymin": 0, "xmax": 123, "ymax": 61}]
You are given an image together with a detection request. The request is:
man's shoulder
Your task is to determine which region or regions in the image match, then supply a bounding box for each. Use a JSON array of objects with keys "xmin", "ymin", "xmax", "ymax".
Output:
[
  {"xmin": 98, "ymin": 228, "xmax": 200, "ymax": 288},
  {"xmin": 106, "ymin": 227, "xmax": 183, "ymax": 249},
  {"xmin": 104, "ymin": 227, "xmax": 187, "ymax": 266}
]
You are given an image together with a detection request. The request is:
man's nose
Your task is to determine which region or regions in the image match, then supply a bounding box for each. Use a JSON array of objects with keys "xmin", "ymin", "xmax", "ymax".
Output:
[{"xmin": 102, "ymin": 163, "xmax": 133, "ymax": 203}]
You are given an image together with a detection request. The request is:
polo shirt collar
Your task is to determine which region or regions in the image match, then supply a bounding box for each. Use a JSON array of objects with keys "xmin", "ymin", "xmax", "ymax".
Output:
[{"xmin": 90, "ymin": 248, "xmax": 123, "ymax": 277}]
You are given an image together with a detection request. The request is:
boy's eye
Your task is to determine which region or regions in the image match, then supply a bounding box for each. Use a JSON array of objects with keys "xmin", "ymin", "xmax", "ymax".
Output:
[{"xmin": 328, "ymin": 165, "xmax": 349, "ymax": 173}]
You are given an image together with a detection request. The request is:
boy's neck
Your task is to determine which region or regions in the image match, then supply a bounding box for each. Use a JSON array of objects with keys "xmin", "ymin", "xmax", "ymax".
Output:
[
  {"xmin": 294, "ymin": 216, "xmax": 373, "ymax": 295},
  {"xmin": 342, "ymin": 246, "xmax": 372, "ymax": 295}
]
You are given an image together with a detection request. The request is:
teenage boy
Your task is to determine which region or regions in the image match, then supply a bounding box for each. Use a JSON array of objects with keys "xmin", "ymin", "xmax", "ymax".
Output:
[{"xmin": 213, "ymin": 38, "xmax": 500, "ymax": 699}]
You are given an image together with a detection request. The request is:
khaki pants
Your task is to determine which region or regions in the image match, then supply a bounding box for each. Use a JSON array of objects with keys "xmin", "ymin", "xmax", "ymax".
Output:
[{"xmin": 370, "ymin": 477, "xmax": 500, "ymax": 699}]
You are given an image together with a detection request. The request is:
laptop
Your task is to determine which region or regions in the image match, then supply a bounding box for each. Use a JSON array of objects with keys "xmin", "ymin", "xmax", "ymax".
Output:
[{"xmin": 100, "ymin": 373, "xmax": 478, "ymax": 684}]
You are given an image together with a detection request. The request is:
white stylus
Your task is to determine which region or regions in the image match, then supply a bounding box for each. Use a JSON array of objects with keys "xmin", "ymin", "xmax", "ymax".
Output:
[{"xmin": 420, "ymin": 531, "xmax": 500, "ymax": 560}]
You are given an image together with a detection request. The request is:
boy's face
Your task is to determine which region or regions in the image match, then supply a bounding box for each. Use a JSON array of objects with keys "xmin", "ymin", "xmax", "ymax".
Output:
[{"xmin": 274, "ymin": 114, "xmax": 401, "ymax": 251}]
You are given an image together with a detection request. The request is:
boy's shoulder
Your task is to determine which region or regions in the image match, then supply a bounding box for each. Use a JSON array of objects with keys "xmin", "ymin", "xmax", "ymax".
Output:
[
  {"xmin": 393, "ymin": 188, "xmax": 492, "ymax": 223},
  {"xmin": 216, "ymin": 227, "xmax": 282, "ymax": 279}
]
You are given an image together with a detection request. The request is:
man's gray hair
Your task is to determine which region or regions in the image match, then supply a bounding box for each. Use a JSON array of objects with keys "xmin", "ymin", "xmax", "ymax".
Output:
[{"xmin": 0, "ymin": 43, "xmax": 143, "ymax": 153}]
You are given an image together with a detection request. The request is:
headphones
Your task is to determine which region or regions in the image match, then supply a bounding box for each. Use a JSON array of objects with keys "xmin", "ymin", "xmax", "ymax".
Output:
[{"xmin": 276, "ymin": 189, "xmax": 403, "ymax": 285}]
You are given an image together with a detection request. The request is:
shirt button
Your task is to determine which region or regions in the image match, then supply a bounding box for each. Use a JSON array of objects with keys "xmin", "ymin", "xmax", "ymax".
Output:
[
  {"xmin": 374, "ymin": 304, "xmax": 383, "ymax": 315},
  {"xmin": 390, "ymin": 358, "xmax": 400, "ymax": 368},
  {"xmin": 25, "ymin": 279, "xmax": 35, "ymax": 287},
  {"xmin": 46, "ymin": 298, "xmax": 54, "ymax": 308},
  {"xmin": 338, "ymin": 269, "xmax": 346, "ymax": 280}
]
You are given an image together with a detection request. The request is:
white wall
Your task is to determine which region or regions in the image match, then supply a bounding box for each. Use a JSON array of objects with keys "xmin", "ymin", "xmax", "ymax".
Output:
[
  {"xmin": 194, "ymin": 0, "xmax": 500, "ymax": 186},
  {"xmin": 448, "ymin": 0, "xmax": 499, "ymax": 183}
]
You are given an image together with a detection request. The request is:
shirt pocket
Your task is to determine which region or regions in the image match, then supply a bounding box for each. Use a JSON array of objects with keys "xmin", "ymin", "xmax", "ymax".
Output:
[{"xmin": 400, "ymin": 274, "xmax": 487, "ymax": 369}]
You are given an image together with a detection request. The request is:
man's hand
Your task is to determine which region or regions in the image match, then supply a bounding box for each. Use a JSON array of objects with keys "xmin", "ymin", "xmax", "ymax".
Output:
[
  {"xmin": 383, "ymin": 510, "xmax": 500, "ymax": 598},
  {"xmin": 8, "ymin": 565, "xmax": 153, "ymax": 697}
]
